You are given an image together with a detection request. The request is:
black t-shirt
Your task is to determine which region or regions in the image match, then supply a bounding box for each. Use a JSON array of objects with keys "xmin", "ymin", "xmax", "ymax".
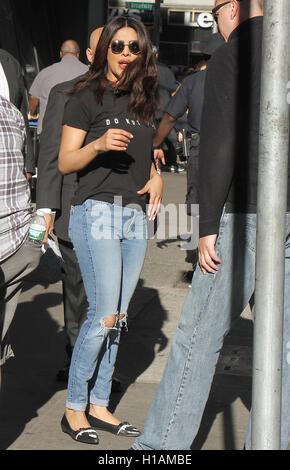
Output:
[
  {"xmin": 156, "ymin": 62, "xmax": 177, "ymax": 118},
  {"xmin": 62, "ymin": 85, "xmax": 154, "ymax": 210},
  {"xmin": 165, "ymin": 70, "xmax": 206, "ymax": 134}
]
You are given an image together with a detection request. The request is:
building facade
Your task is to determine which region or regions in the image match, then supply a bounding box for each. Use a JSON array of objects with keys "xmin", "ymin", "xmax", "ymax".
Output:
[
  {"xmin": 0, "ymin": 0, "xmax": 216, "ymax": 87},
  {"xmin": 108, "ymin": 0, "xmax": 216, "ymax": 66}
]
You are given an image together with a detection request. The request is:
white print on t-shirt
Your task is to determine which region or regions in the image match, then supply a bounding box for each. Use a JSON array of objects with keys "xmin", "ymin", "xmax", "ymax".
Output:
[{"xmin": 105, "ymin": 118, "xmax": 141, "ymax": 126}]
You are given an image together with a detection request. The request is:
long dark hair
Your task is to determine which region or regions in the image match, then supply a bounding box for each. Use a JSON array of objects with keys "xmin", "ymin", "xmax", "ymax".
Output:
[{"xmin": 68, "ymin": 16, "xmax": 159, "ymax": 125}]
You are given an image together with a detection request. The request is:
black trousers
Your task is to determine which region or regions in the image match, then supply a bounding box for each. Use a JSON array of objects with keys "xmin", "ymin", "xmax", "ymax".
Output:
[
  {"xmin": 186, "ymin": 145, "xmax": 199, "ymax": 216},
  {"xmin": 58, "ymin": 238, "xmax": 88, "ymax": 360},
  {"xmin": 164, "ymin": 130, "xmax": 178, "ymax": 166}
]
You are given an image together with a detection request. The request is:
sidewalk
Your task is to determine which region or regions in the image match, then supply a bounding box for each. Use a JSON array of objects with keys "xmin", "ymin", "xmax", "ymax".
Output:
[{"xmin": 0, "ymin": 173, "xmax": 287, "ymax": 451}]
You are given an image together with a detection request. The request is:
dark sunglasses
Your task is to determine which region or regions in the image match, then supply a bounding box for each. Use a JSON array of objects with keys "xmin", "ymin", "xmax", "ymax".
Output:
[
  {"xmin": 109, "ymin": 40, "xmax": 141, "ymax": 55},
  {"xmin": 212, "ymin": 0, "xmax": 242, "ymax": 22}
]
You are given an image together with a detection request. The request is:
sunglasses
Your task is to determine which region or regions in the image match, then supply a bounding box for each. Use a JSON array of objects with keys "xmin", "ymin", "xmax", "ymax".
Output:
[
  {"xmin": 212, "ymin": 0, "xmax": 242, "ymax": 23},
  {"xmin": 109, "ymin": 40, "xmax": 141, "ymax": 55}
]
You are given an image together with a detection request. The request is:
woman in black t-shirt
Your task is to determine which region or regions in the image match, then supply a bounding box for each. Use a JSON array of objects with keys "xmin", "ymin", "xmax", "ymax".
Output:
[{"xmin": 58, "ymin": 16, "xmax": 162, "ymax": 444}]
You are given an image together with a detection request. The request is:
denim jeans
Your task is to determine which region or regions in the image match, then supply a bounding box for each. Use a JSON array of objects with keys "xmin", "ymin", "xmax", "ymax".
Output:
[
  {"xmin": 133, "ymin": 212, "xmax": 290, "ymax": 450},
  {"xmin": 67, "ymin": 200, "xmax": 147, "ymax": 410}
]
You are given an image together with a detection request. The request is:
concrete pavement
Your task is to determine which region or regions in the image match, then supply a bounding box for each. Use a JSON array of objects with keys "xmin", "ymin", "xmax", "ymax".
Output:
[{"xmin": 0, "ymin": 172, "xmax": 288, "ymax": 451}]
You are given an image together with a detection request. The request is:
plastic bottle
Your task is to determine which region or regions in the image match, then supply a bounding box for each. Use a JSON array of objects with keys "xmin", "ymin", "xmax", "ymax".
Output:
[{"xmin": 28, "ymin": 210, "xmax": 47, "ymax": 245}]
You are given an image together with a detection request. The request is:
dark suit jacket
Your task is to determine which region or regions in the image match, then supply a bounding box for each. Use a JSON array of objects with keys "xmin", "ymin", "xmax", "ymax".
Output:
[
  {"xmin": 36, "ymin": 76, "xmax": 83, "ymax": 242},
  {"xmin": 156, "ymin": 61, "xmax": 177, "ymax": 120},
  {"xmin": 0, "ymin": 49, "xmax": 35, "ymax": 173}
]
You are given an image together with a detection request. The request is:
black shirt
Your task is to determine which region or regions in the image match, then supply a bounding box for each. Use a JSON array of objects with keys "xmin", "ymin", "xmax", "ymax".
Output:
[
  {"xmin": 156, "ymin": 62, "xmax": 177, "ymax": 118},
  {"xmin": 165, "ymin": 70, "xmax": 206, "ymax": 134},
  {"xmin": 198, "ymin": 17, "xmax": 290, "ymax": 237},
  {"xmin": 63, "ymin": 85, "xmax": 154, "ymax": 210}
]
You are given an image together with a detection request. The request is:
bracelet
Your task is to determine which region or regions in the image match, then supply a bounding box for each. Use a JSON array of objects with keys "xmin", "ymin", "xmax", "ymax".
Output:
[
  {"xmin": 156, "ymin": 170, "xmax": 161, "ymax": 176},
  {"xmin": 153, "ymin": 145, "xmax": 162, "ymax": 150}
]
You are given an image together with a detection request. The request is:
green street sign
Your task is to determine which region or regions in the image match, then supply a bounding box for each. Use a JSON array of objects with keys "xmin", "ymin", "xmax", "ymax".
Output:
[{"xmin": 126, "ymin": 2, "xmax": 155, "ymax": 11}]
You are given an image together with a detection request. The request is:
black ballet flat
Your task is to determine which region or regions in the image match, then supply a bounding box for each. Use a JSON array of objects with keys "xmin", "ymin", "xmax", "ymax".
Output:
[
  {"xmin": 86, "ymin": 414, "xmax": 141, "ymax": 437},
  {"xmin": 61, "ymin": 414, "xmax": 99, "ymax": 444}
]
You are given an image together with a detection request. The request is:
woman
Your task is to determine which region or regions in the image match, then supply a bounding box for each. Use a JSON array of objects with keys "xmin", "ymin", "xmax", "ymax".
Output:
[{"xmin": 58, "ymin": 16, "xmax": 162, "ymax": 444}]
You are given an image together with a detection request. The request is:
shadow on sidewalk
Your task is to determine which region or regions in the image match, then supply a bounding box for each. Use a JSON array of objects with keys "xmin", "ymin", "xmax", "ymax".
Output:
[
  {"xmin": 0, "ymin": 287, "xmax": 66, "ymax": 450},
  {"xmin": 191, "ymin": 316, "xmax": 253, "ymax": 450},
  {"xmin": 0, "ymin": 275, "xmax": 169, "ymax": 450},
  {"xmin": 109, "ymin": 278, "xmax": 168, "ymax": 412},
  {"xmin": 0, "ymin": 257, "xmax": 253, "ymax": 450},
  {"xmin": 111, "ymin": 282, "xmax": 253, "ymax": 451}
]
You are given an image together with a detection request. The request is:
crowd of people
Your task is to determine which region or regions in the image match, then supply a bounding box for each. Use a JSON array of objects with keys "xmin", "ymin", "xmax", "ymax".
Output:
[{"xmin": 0, "ymin": 0, "xmax": 289, "ymax": 450}]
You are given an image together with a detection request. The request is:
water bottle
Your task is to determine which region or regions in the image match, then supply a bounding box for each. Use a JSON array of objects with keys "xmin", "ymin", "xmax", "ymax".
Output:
[{"xmin": 28, "ymin": 210, "xmax": 47, "ymax": 245}]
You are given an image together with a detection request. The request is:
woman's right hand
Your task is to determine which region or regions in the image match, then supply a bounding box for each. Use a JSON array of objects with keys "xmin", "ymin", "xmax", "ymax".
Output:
[
  {"xmin": 94, "ymin": 129, "xmax": 133, "ymax": 153},
  {"xmin": 59, "ymin": 126, "xmax": 133, "ymax": 175}
]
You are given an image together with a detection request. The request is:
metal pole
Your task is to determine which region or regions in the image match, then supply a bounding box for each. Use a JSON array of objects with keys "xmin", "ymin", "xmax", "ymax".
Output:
[
  {"xmin": 152, "ymin": 0, "xmax": 161, "ymax": 47},
  {"xmin": 252, "ymin": 0, "xmax": 290, "ymax": 450}
]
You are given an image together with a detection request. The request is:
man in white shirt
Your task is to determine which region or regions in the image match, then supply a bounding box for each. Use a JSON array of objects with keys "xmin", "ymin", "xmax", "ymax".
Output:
[
  {"xmin": 0, "ymin": 48, "xmax": 36, "ymax": 177},
  {"xmin": 0, "ymin": 61, "xmax": 10, "ymax": 100},
  {"xmin": 29, "ymin": 40, "xmax": 88, "ymax": 135}
]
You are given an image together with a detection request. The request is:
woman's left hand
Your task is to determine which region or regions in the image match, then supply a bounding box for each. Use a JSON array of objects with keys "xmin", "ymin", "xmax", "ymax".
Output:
[
  {"xmin": 153, "ymin": 148, "xmax": 165, "ymax": 172},
  {"xmin": 137, "ymin": 174, "xmax": 163, "ymax": 220}
]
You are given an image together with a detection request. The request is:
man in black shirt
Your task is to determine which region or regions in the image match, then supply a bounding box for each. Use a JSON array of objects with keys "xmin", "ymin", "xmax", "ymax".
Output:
[
  {"xmin": 153, "ymin": 33, "xmax": 224, "ymax": 215},
  {"xmin": 155, "ymin": 69, "xmax": 205, "ymax": 213},
  {"xmin": 152, "ymin": 46, "xmax": 179, "ymax": 172},
  {"xmin": 132, "ymin": 0, "xmax": 290, "ymax": 450}
]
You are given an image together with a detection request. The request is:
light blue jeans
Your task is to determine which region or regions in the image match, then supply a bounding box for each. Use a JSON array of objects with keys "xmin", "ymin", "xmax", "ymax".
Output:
[
  {"xmin": 133, "ymin": 212, "xmax": 290, "ymax": 450},
  {"xmin": 66, "ymin": 200, "xmax": 147, "ymax": 410}
]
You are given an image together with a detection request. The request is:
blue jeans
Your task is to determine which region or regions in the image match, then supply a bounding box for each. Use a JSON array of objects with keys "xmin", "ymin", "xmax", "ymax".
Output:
[
  {"xmin": 66, "ymin": 200, "xmax": 147, "ymax": 410},
  {"xmin": 133, "ymin": 212, "xmax": 290, "ymax": 450}
]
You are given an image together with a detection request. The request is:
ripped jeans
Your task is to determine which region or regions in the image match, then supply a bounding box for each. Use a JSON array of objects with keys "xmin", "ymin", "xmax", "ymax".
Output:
[{"xmin": 66, "ymin": 199, "xmax": 147, "ymax": 410}]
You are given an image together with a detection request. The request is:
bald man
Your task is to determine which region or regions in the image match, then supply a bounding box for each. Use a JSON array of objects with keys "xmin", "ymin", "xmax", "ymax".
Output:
[
  {"xmin": 29, "ymin": 39, "xmax": 88, "ymax": 135},
  {"xmin": 36, "ymin": 28, "xmax": 104, "ymax": 382},
  {"xmin": 86, "ymin": 27, "xmax": 103, "ymax": 63}
]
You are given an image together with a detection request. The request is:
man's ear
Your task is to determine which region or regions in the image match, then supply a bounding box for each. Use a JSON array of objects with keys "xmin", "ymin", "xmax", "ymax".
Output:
[
  {"xmin": 86, "ymin": 47, "xmax": 93, "ymax": 64},
  {"xmin": 231, "ymin": 0, "xmax": 240, "ymax": 19}
]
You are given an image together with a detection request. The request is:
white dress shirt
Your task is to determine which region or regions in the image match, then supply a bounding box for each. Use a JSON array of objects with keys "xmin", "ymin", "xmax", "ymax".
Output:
[{"xmin": 0, "ymin": 61, "xmax": 10, "ymax": 100}]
